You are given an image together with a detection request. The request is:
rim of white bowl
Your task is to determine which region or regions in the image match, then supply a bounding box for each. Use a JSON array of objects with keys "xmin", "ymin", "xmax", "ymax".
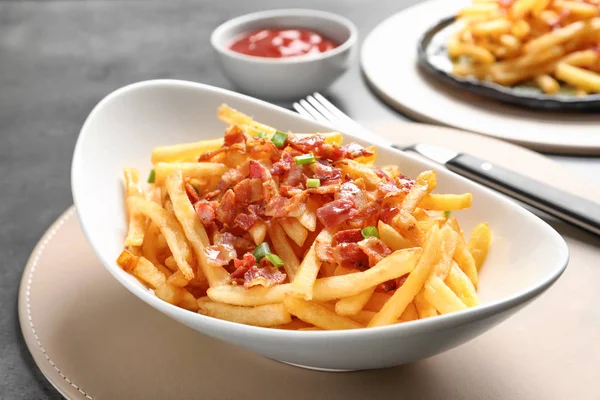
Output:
[
  {"xmin": 73, "ymin": 79, "xmax": 569, "ymax": 341},
  {"xmin": 210, "ymin": 8, "xmax": 358, "ymax": 64}
]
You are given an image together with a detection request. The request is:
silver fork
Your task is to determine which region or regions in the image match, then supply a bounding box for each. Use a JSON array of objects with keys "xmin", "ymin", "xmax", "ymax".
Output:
[
  {"xmin": 293, "ymin": 93, "xmax": 600, "ymax": 237},
  {"xmin": 292, "ymin": 93, "xmax": 394, "ymax": 149}
]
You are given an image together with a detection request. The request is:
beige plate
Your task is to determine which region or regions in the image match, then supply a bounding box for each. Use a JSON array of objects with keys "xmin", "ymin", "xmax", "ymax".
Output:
[
  {"xmin": 361, "ymin": 0, "xmax": 600, "ymax": 154},
  {"xmin": 19, "ymin": 124, "xmax": 600, "ymax": 399}
]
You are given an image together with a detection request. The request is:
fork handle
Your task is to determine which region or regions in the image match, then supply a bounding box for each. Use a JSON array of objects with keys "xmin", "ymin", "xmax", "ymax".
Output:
[{"xmin": 446, "ymin": 153, "xmax": 600, "ymax": 237}]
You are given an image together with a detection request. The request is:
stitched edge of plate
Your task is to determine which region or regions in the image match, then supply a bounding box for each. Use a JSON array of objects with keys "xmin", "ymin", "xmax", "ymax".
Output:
[{"xmin": 24, "ymin": 208, "xmax": 94, "ymax": 400}]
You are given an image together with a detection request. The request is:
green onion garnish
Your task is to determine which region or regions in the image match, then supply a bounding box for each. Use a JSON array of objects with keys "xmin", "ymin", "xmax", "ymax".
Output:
[
  {"xmin": 256, "ymin": 132, "xmax": 266, "ymax": 139},
  {"xmin": 271, "ymin": 131, "xmax": 288, "ymax": 148},
  {"xmin": 306, "ymin": 178, "xmax": 321, "ymax": 188},
  {"xmin": 147, "ymin": 169, "xmax": 156, "ymax": 184},
  {"xmin": 294, "ymin": 153, "xmax": 316, "ymax": 165},
  {"xmin": 191, "ymin": 184, "xmax": 200, "ymax": 195},
  {"xmin": 253, "ymin": 242, "xmax": 271, "ymax": 261},
  {"xmin": 264, "ymin": 253, "xmax": 285, "ymax": 267},
  {"xmin": 361, "ymin": 226, "xmax": 379, "ymax": 239},
  {"xmin": 444, "ymin": 211, "xmax": 452, "ymax": 219}
]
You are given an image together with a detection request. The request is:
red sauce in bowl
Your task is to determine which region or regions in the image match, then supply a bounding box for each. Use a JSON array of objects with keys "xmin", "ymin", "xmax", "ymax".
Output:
[{"xmin": 229, "ymin": 29, "xmax": 339, "ymax": 58}]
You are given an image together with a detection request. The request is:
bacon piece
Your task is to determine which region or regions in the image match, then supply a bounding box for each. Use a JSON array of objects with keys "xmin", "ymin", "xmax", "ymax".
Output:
[
  {"xmin": 377, "ymin": 181, "xmax": 401, "ymax": 197},
  {"xmin": 271, "ymin": 152, "xmax": 294, "ymax": 176},
  {"xmin": 339, "ymin": 142, "xmax": 374, "ymax": 159},
  {"xmin": 248, "ymin": 203, "xmax": 266, "ymax": 218},
  {"xmin": 217, "ymin": 161, "xmax": 250, "ymax": 191},
  {"xmin": 287, "ymin": 135, "xmax": 324, "ymax": 153},
  {"xmin": 397, "ymin": 175, "xmax": 415, "ymax": 191},
  {"xmin": 230, "ymin": 253, "xmax": 256, "ymax": 279},
  {"xmin": 244, "ymin": 265, "xmax": 287, "ymax": 289},
  {"xmin": 332, "ymin": 229, "xmax": 363, "ymax": 246},
  {"xmin": 198, "ymin": 147, "xmax": 229, "ymax": 162},
  {"xmin": 314, "ymin": 160, "xmax": 341, "ymax": 180},
  {"xmin": 185, "ymin": 182, "xmax": 200, "ymax": 204},
  {"xmin": 233, "ymin": 178, "xmax": 264, "ymax": 206},
  {"xmin": 201, "ymin": 189, "xmax": 221, "ymax": 201},
  {"xmin": 315, "ymin": 239, "xmax": 334, "ymax": 263},
  {"xmin": 234, "ymin": 213, "xmax": 259, "ymax": 230},
  {"xmin": 265, "ymin": 193, "xmax": 308, "ymax": 218},
  {"xmin": 379, "ymin": 205, "xmax": 400, "ymax": 224},
  {"xmin": 216, "ymin": 189, "xmax": 237, "ymax": 226},
  {"xmin": 378, "ymin": 279, "xmax": 396, "ymax": 292},
  {"xmin": 281, "ymin": 164, "xmax": 305, "ymax": 187},
  {"xmin": 332, "ymin": 243, "xmax": 370, "ymax": 270},
  {"xmin": 316, "ymin": 198, "xmax": 357, "ymax": 229},
  {"xmin": 195, "ymin": 201, "xmax": 217, "ymax": 225},
  {"xmin": 249, "ymin": 140, "xmax": 280, "ymax": 162},
  {"xmin": 357, "ymin": 237, "xmax": 392, "ymax": 267},
  {"xmin": 248, "ymin": 160, "xmax": 272, "ymax": 181},
  {"xmin": 223, "ymin": 125, "xmax": 249, "ymax": 150},
  {"xmin": 307, "ymin": 184, "xmax": 340, "ymax": 195},
  {"xmin": 397, "ymin": 273, "xmax": 409, "ymax": 288},
  {"xmin": 205, "ymin": 232, "xmax": 237, "ymax": 266}
]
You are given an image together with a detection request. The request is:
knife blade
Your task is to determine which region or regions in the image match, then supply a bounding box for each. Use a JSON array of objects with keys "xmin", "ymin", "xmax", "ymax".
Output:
[{"xmin": 396, "ymin": 143, "xmax": 600, "ymax": 237}]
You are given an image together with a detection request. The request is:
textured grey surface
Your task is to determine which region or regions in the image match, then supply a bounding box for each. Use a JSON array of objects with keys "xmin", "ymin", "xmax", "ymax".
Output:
[{"xmin": 1, "ymin": 0, "xmax": 599, "ymax": 399}]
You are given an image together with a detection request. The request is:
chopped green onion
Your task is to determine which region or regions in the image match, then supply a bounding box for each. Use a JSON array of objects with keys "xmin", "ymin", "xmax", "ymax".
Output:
[
  {"xmin": 361, "ymin": 226, "xmax": 379, "ymax": 239},
  {"xmin": 444, "ymin": 211, "xmax": 452, "ymax": 219},
  {"xmin": 265, "ymin": 253, "xmax": 285, "ymax": 267},
  {"xmin": 191, "ymin": 184, "xmax": 200, "ymax": 195},
  {"xmin": 147, "ymin": 169, "xmax": 156, "ymax": 184},
  {"xmin": 253, "ymin": 242, "xmax": 271, "ymax": 261},
  {"xmin": 271, "ymin": 131, "xmax": 288, "ymax": 148},
  {"xmin": 306, "ymin": 178, "xmax": 321, "ymax": 188},
  {"xmin": 256, "ymin": 132, "xmax": 266, "ymax": 139},
  {"xmin": 294, "ymin": 153, "xmax": 316, "ymax": 165}
]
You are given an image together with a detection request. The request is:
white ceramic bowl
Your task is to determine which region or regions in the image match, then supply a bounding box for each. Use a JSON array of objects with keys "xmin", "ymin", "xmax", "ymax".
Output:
[
  {"xmin": 210, "ymin": 9, "xmax": 357, "ymax": 100},
  {"xmin": 72, "ymin": 80, "xmax": 568, "ymax": 371}
]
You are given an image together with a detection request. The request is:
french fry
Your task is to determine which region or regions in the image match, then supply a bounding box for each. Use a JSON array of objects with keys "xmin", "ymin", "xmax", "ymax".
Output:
[
  {"xmin": 155, "ymin": 282, "xmax": 184, "ymax": 305},
  {"xmin": 151, "ymin": 139, "xmax": 224, "ymax": 164},
  {"xmin": 511, "ymin": 0, "xmax": 538, "ymax": 18},
  {"xmin": 446, "ymin": 262, "xmax": 480, "ymax": 307},
  {"xmin": 535, "ymin": 74, "xmax": 560, "ymax": 94},
  {"xmin": 283, "ymin": 296, "xmax": 363, "ymax": 330},
  {"xmin": 560, "ymin": 50, "xmax": 598, "ymax": 68},
  {"xmin": 207, "ymin": 283, "xmax": 291, "ymax": 306},
  {"xmin": 268, "ymin": 220, "xmax": 301, "ymax": 281},
  {"xmin": 296, "ymin": 196, "xmax": 318, "ymax": 232},
  {"xmin": 198, "ymin": 300, "xmax": 292, "ymax": 327},
  {"xmin": 377, "ymin": 221, "xmax": 413, "ymax": 250},
  {"xmin": 319, "ymin": 262, "xmax": 337, "ymax": 278},
  {"xmin": 279, "ymin": 217, "xmax": 308, "ymax": 247},
  {"xmin": 349, "ymin": 310, "xmax": 377, "ymax": 325},
  {"xmin": 289, "ymin": 230, "xmax": 330, "ymax": 300},
  {"xmin": 414, "ymin": 290, "xmax": 437, "ymax": 318},
  {"xmin": 471, "ymin": 18, "xmax": 512, "ymax": 36},
  {"xmin": 511, "ymin": 19, "xmax": 531, "ymax": 38},
  {"xmin": 446, "ymin": 218, "xmax": 479, "ymax": 288},
  {"xmin": 154, "ymin": 162, "xmax": 228, "ymax": 185},
  {"xmin": 424, "ymin": 276, "xmax": 468, "ymax": 314},
  {"xmin": 123, "ymin": 168, "xmax": 146, "ymax": 247},
  {"xmin": 390, "ymin": 209, "xmax": 424, "ymax": 246},
  {"xmin": 312, "ymin": 248, "xmax": 421, "ymax": 302},
  {"xmin": 554, "ymin": 0, "xmax": 599, "ymax": 19},
  {"xmin": 399, "ymin": 302, "xmax": 419, "ymax": 322},
  {"xmin": 355, "ymin": 145, "xmax": 377, "ymax": 164},
  {"xmin": 418, "ymin": 193, "xmax": 473, "ymax": 211},
  {"xmin": 133, "ymin": 257, "xmax": 167, "ymax": 289},
  {"xmin": 275, "ymin": 319, "xmax": 314, "ymax": 330},
  {"xmin": 248, "ymin": 221, "xmax": 267, "ymax": 245},
  {"xmin": 458, "ymin": 3, "xmax": 500, "ymax": 18},
  {"xmin": 368, "ymin": 225, "xmax": 442, "ymax": 327},
  {"xmin": 468, "ymin": 222, "xmax": 491, "ymax": 269},
  {"xmin": 117, "ymin": 249, "xmax": 138, "ymax": 273},
  {"xmin": 217, "ymin": 104, "xmax": 277, "ymax": 136},
  {"xmin": 165, "ymin": 170, "xmax": 230, "ymax": 285},
  {"xmin": 363, "ymin": 292, "xmax": 392, "ymax": 312},
  {"xmin": 127, "ymin": 197, "xmax": 195, "ymax": 280},
  {"xmin": 164, "ymin": 255, "xmax": 178, "ymax": 272},
  {"xmin": 335, "ymin": 287, "xmax": 376, "ymax": 316},
  {"xmin": 523, "ymin": 20, "xmax": 587, "ymax": 54},
  {"xmin": 166, "ymin": 270, "xmax": 190, "ymax": 288},
  {"xmin": 402, "ymin": 170, "xmax": 437, "ymax": 213},
  {"xmin": 179, "ymin": 289, "xmax": 199, "ymax": 311},
  {"xmin": 336, "ymin": 159, "xmax": 381, "ymax": 190},
  {"xmin": 555, "ymin": 63, "xmax": 600, "ymax": 93},
  {"xmin": 142, "ymin": 222, "xmax": 161, "ymax": 266},
  {"xmin": 450, "ymin": 43, "xmax": 496, "ymax": 64}
]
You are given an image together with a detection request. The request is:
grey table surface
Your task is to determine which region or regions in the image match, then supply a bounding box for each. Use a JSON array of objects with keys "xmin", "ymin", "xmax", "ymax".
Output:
[{"xmin": 1, "ymin": 0, "xmax": 599, "ymax": 399}]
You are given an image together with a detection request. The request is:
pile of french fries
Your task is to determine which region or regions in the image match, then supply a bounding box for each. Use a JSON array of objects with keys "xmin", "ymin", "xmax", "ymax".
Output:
[
  {"xmin": 117, "ymin": 105, "xmax": 491, "ymax": 330},
  {"xmin": 450, "ymin": 0, "xmax": 600, "ymax": 95}
]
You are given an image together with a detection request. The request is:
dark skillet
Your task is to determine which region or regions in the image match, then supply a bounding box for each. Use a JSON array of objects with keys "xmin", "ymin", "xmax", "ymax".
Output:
[{"xmin": 417, "ymin": 16, "xmax": 600, "ymax": 111}]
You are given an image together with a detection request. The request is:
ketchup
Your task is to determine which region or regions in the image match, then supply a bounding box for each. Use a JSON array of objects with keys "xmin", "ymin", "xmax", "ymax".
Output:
[{"xmin": 229, "ymin": 29, "xmax": 338, "ymax": 58}]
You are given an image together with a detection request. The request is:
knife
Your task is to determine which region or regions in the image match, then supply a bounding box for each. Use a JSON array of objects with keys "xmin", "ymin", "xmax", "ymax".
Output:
[{"xmin": 396, "ymin": 143, "xmax": 600, "ymax": 237}]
